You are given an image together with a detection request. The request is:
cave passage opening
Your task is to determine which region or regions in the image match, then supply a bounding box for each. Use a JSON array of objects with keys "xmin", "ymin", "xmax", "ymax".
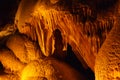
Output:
[{"xmin": 52, "ymin": 29, "xmax": 95, "ymax": 80}]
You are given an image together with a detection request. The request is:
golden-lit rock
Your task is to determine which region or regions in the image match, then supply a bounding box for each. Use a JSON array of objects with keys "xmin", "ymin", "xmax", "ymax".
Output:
[
  {"xmin": 50, "ymin": 0, "xmax": 60, "ymax": 4},
  {"xmin": 6, "ymin": 34, "xmax": 41, "ymax": 63},
  {"xmin": 0, "ymin": 49, "xmax": 25, "ymax": 73},
  {"xmin": 21, "ymin": 60, "xmax": 57, "ymax": 80},
  {"xmin": 0, "ymin": 24, "xmax": 16, "ymax": 39},
  {"xmin": 0, "ymin": 0, "xmax": 119, "ymax": 80},
  {"xmin": 6, "ymin": 34, "xmax": 28, "ymax": 63},
  {"xmin": 15, "ymin": 0, "xmax": 37, "ymax": 34},
  {"xmin": 21, "ymin": 58, "xmax": 86, "ymax": 80},
  {"xmin": 14, "ymin": 0, "xmax": 117, "ymax": 71},
  {"xmin": 15, "ymin": 0, "xmax": 93, "ymax": 70},
  {"xmin": 95, "ymin": 18, "xmax": 120, "ymax": 80},
  {"xmin": 0, "ymin": 74, "xmax": 20, "ymax": 80}
]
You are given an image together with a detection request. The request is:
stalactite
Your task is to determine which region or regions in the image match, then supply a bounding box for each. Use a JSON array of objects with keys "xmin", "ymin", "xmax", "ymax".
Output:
[{"xmin": 0, "ymin": 0, "xmax": 119, "ymax": 79}]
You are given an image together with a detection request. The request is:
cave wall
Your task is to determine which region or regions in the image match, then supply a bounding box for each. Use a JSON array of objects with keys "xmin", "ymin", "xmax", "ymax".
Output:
[
  {"xmin": 95, "ymin": 1, "xmax": 120, "ymax": 79},
  {"xmin": 15, "ymin": 0, "xmax": 117, "ymax": 71},
  {"xmin": 0, "ymin": 0, "xmax": 120, "ymax": 80}
]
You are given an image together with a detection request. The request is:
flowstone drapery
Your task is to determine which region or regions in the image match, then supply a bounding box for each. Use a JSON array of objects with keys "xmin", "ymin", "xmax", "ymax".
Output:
[{"xmin": 0, "ymin": 0, "xmax": 120, "ymax": 80}]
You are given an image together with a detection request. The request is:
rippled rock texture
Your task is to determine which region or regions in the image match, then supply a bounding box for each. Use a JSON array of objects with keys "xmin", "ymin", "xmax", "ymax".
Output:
[{"xmin": 0, "ymin": 0, "xmax": 120, "ymax": 80}]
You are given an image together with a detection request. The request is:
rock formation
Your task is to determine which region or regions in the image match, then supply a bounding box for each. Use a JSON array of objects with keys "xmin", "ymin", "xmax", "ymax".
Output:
[
  {"xmin": 95, "ymin": 1, "xmax": 120, "ymax": 79},
  {"xmin": 0, "ymin": 0, "xmax": 120, "ymax": 80}
]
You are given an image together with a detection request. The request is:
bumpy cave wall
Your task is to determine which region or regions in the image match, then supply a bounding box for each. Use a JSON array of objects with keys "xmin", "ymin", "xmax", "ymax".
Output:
[
  {"xmin": 95, "ymin": 1, "xmax": 120, "ymax": 80},
  {"xmin": 95, "ymin": 19, "xmax": 120, "ymax": 80},
  {"xmin": 0, "ymin": 0, "xmax": 120, "ymax": 80}
]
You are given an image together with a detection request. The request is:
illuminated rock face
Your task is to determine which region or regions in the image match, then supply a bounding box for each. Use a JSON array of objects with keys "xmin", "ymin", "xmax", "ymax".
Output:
[
  {"xmin": 0, "ymin": 35, "xmax": 86, "ymax": 80},
  {"xmin": 6, "ymin": 34, "xmax": 41, "ymax": 63},
  {"xmin": 21, "ymin": 59, "xmax": 86, "ymax": 80},
  {"xmin": 15, "ymin": 0, "xmax": 116, "ymax": 71},
  {"xmin": 0, "ymin": 49, "xmax": 25, "ymax": 74},
  {"xmin": 95, "ymin": 2, "xmax": 120, "ymax": 80},
  {"xmin": 95, "ymin": 20, "xmax": 120, "ymax": 80},
  {"xmin": 0, "ymin": 0, "xmax": 120, "ymax": 80}
]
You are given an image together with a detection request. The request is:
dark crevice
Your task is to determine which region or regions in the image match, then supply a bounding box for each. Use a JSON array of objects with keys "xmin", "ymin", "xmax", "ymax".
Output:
[
  {"xmin": 52, "ymin": 29, "xmax": 95, "ymax": 80},
  {"xmin": 52, "ymin": 29, "xmax": 66, "ymax": 60},
  {"xmin": 96, "ymin": 0, "xmax": 118, "ymax": 12},
  {"xmin": 0, "ymin": 0, "xmax": 21, "ymax": 27},
  {"xmin": 0, "ymin": 62, "xmax": 4, "ymax": 75},
  {"xmin": 65, "ymin": 44, "xmax": 95, "ymax": 80}
]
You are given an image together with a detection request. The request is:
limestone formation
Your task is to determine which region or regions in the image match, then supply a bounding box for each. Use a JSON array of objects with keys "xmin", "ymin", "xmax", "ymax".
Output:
[
  {"xmin": 6, "ymin": 34, "xmax": 41, "ymax": 63},
  {"xmin": 21, "ymin": 58, "xmax": 86, "ymax": 80},
  {"xmin": 0, "ymin": 0, "xmax": 120, "ymax": 80},
  {"xmin": 0, "ymin": 49, "xmax": 25, "ymax": 74},
  {"xmin": 15, "ymin": 0, "xmax": 116, "ymax": 71}
]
